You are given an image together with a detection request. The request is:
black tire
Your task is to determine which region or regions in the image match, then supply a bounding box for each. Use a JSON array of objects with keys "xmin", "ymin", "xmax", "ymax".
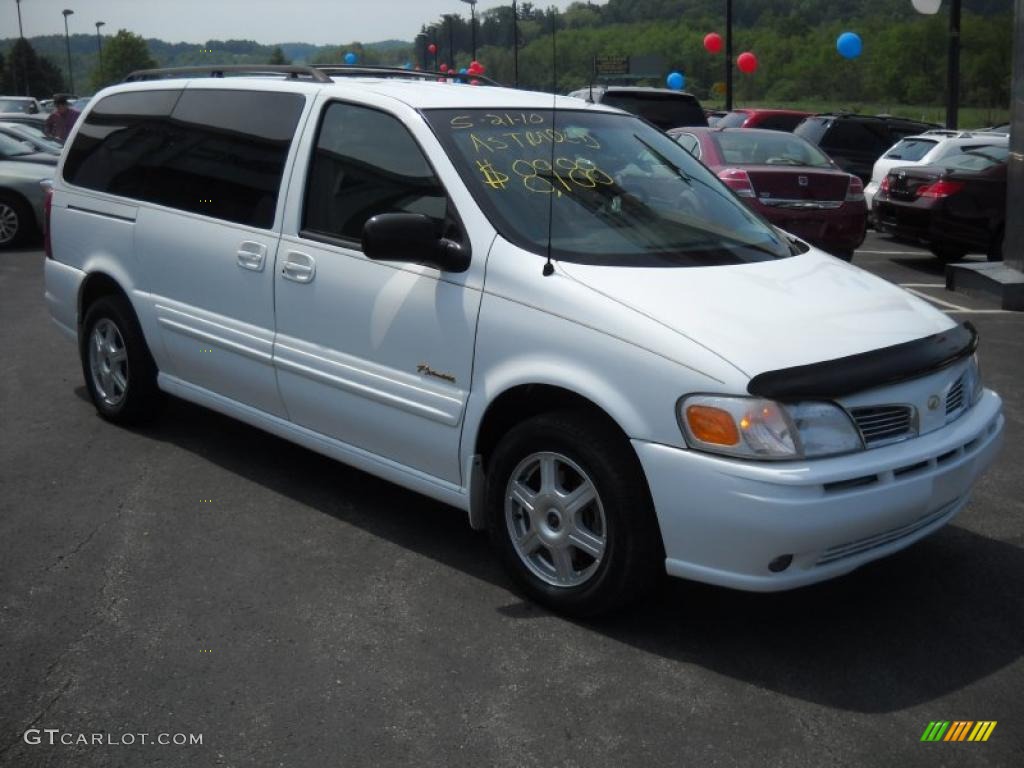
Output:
[
  {"xmin": 832, "ymin": 249, "xmax": 855, "ymax": 262},
  {"xmin": 929, "ymin": 244, "xmax": 967, "ymax": 264},
  {"xmin": 0, "ymin": 192, "xmax": 34, "ymax": 249},
  {"xmin": 80, "ymin": 294, "xmax": 162, "ymax": 425},
  {"xmin": 486, "ymin": 409, "xmax": 663, "ymax": 617},
  {"xmin": 988, "ymin": 226, "xmax": 1004, "ymax": 262}
]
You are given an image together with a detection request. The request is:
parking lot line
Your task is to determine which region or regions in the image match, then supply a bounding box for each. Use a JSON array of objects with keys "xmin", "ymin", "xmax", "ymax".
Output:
[
  {"xmin": 898, "ymin": 283, "xmax": 945, "ymax": 288},
  {"xmin": 858, "ymin": 250, "xmax": 931, "ymax": 255},
  {"xmin": 902, "ymin": 288, "xmax": 970, "ymax": 311}
]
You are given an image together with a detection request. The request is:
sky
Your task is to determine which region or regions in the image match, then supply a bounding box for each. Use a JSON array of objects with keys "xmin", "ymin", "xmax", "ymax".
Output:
[{"xmin": 7, "ymin": 0, "xmax": 587, "ymax": 46}]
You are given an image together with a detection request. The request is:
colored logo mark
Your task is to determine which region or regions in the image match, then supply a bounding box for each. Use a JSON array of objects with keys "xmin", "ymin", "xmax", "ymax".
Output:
[{"xmin": 920, "ymin": 721, "xmax": 997, "ymax": 742}]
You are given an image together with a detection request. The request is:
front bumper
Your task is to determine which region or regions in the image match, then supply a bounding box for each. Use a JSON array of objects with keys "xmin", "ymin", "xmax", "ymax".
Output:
[{"xmin": 634, "ymin": 389, "xmax": 1004, "ymax": 591}]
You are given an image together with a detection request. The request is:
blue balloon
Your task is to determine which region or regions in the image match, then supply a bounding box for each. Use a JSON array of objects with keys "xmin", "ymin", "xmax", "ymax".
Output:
[
  {"xmin": 459, "ymin": 67, "xmax": 468, "ymax": 74},
  {"xmin": 344, "ymin": 52, "xmax": 358, "ymax": 65},
  {"xmin": 837, "ymin": 32, "xmax": 862, "ymax": 59},
  {"xmin": 666, "ymin": 71, "xmax": 685, "ymax": 90},
  {"xmin": 403, "ymin": 62, "xmax": 412, "ymax": 70}
]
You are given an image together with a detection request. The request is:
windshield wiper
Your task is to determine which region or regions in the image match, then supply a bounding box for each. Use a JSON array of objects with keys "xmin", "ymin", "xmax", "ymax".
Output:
[{"xmin": 633, "ymin": 134, "xmax": 691, "ymax": 184}]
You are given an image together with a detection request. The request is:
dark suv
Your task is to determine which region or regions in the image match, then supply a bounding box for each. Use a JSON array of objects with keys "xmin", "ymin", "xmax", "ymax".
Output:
[
  {"xmin": 795, "ymin": 114, "xmax": 939, "ymax": 184},
  {"xmin": 567, "ymin": 86, "xmax": 707, "ymax": 131}
]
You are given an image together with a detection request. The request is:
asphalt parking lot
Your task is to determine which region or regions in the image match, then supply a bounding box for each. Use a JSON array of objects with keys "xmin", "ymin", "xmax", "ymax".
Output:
[{"xmin": 1, "ymin": 232, "xmax": 1022, "ymax": 767}]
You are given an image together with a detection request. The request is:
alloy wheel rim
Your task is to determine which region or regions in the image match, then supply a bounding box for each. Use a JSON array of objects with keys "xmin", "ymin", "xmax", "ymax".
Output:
[
  {"xmin": 505, "ymin": 451, "xmax": 607, "ymax": 588},
  {"xmin": 88, "ymin": 318, "xmax": 129, "ymax": 407},
  {"xmin": 0, "ymin": 204, "xmax": 17, "ymax": 244}
]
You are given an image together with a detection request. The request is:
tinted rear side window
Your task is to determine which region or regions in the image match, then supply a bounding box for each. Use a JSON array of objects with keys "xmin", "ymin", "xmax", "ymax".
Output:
[
  {"xmin": 600, "ymin": 93, "xmax": 708, "ymax": 130},
  {"xmin": 883, "ymin": 138, "xmax": 938, "ymax": 161},
  {"xmin": 717, "ymin": 111, "xmax": 749, "ymax": 128},
  {"xmin": 819, "ymin": 120, "xmax": 887, "ymax": 154},
  {"xmin": 756, "ymin": 114, "xmax": 806, "ymax": 132},
  {"xmin": 64, "ymin": 89, "xmax": 305, "ymax": 229},
  {"xmin": 793, "ymin": 117, "xmax": 829, "ymax": 144}
]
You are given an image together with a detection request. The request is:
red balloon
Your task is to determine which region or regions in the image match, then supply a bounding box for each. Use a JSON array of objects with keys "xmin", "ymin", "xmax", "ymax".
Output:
[
  {"xmin": 439, "ymin": 63, "xmax": 448, "ymax": 72},
  {"xmin": 427, "ymin": 43, "xmax": 437, "ymax": 54},
  {"xmin": 470, "ymin": 78, "xmax": 481, "ymax": 86},
  {"xmin": 470, "ymin": 60, "xmax": 481, "ymax": 69},
  {"xmin": 737, "ymin": 51, "xmax": 758, "ymax": 74},
  {"xmin": 703, "ymin": 33, "xmax": 723, "ymax": 54}
]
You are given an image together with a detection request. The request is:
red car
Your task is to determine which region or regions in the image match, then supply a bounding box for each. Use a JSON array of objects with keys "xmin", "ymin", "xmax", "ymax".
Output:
[
  {"xmin": 716, "ymin": 108, "xmax": 813, "ymax": 132},
  {"xmin": 669, "ymin": 127, "xmax": 867, "ymax": 260}
]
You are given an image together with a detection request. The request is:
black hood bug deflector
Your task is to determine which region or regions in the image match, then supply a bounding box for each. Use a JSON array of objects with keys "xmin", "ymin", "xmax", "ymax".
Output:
[{"xmin": 747, "ymin": 322, "xmax": 978, "ymax": 400}]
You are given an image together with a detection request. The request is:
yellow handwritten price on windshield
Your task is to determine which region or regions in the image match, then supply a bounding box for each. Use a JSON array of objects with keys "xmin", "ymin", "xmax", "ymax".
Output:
[{"xmin": 508, "ymin": 157, "xmax": 614, "ymax": 195}]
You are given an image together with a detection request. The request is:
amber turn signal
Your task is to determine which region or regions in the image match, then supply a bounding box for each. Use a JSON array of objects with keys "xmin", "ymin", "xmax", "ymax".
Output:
[{"xmin": 686, "ymin": 405, "xmax": 740, "ymax": 446}]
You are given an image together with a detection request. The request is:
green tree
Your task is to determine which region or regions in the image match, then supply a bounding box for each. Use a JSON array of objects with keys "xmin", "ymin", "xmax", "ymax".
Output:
[
  {"xmin": 269, "ymin": 46, "xmax": 290, "ymax": 65},
  {"xmin": 0, "ymin": 38, "xmax": 66, "ymax": 98},
  {"xmin": 90, "ymin": 29, "xmax": 157, "ymax": 92}
]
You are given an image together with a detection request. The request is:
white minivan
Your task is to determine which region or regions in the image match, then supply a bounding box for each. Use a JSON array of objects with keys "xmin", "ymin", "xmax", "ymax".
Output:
[{"xmin": 43, "ymin": 67, "xmax": 1004, "ymax": 616}]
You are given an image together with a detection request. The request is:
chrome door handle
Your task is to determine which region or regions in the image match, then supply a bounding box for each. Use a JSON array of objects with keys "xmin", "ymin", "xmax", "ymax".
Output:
[
  {"xmin": 281, "ymin": 251, "xmax": 316, "ymax": 283},
  {"xmin": 237, "ymin": 241, "xmax": 267, "ymax": 272}
]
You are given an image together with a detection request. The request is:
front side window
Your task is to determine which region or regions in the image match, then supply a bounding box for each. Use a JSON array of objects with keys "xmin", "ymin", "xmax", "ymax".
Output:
[
  {"xmin": 303, "ymin": 102, "xmax": 450, "ymax": 243},
  {"xmin": 712, "ymin": 131, "xmax": 835, "ymax": 168},
  {"xmin": 426, "ymin": 109, "xmax": 790, "ymax": 267},
  {"xmin": 63, "ymin": 89, "xmax": 305, "ymax": 229}
]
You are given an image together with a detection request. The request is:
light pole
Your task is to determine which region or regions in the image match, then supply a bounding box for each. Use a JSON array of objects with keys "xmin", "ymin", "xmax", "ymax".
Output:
[
  {"xmin": 725, "ymin": 0, "xmax": 733, "ymax": 110},
  {"xmin": 946, "ymin": 0, "xmax": 962, "ymax": 129},
  {"xmin": 460, "ymin": 0, "xmax": 477, "ymax": 61},
  {"xmin": 62, "ymin": 8, "xmax": 75, "ymax": 94},
  {"xmin": 446, "ymin": 14, "xmax": 455, "ymax": 70},
  {"xmin": 512, "ymin": 0, "xmax": 519, "ymax": 87},
  {"xmin": 14, "ymin": 0, "xmax": 25, "ymax": 95},
  {"xmin": 95, "ymin": 21, "xmax": 105, "ymax": 78}
]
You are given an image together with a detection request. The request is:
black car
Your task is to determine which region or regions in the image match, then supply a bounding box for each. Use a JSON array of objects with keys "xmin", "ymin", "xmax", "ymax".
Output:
[
  {"xmin": 794, "ymin": 113, "xmax": 939, "ymax": 184},
  {"xmin": 874, "ymin": 146, "xmax": 1007, "ymax": 262},
  {"xmin": 567, "ymin": 86, "xmax": 708, "ymax": 130}
]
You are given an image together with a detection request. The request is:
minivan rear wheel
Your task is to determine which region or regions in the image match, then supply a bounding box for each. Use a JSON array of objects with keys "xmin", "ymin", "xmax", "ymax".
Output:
[
  {"xmin": 486, "ymin": 410, "xmax": 662, "ymax": 617},
  {"xmin": 80, "ymin": 295, "xmax": 161, "ymax": 425}
]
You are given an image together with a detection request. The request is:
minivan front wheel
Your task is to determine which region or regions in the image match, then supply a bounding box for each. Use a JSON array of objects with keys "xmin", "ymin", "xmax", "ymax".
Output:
[
  {"xmin": 80, "ymin": 295, "xmax": 161, "ymax": 424},
  {"xmin": 486, "ymin": 410, "xmax": 662, "ymax": 616}
]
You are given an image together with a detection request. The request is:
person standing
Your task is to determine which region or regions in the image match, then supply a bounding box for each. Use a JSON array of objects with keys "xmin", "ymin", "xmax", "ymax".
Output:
[{"xmin": 44, "ymin": 94, "xmax": 81, "ymax": 142}]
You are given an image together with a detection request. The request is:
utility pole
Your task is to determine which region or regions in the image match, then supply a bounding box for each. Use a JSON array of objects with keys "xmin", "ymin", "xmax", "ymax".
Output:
[
  {"xmin": 725, "ymin": 0, "xmax": 733, "ymax": 110},
  {"xmin": 14, "ymin": 0, "xmax": 25, "ymax": 95}
]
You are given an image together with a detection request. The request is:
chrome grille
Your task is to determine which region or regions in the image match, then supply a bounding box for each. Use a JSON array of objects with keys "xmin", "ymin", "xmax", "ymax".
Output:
[
  {"xmin": 850, "ymin": 405, "xmax": 915, "ymax": 447},
  {"xmin": 946, "ymin": 375, "xmax": 965, "ymax": 417}
]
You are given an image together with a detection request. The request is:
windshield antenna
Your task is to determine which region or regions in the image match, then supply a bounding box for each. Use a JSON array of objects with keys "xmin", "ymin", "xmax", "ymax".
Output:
[{"xmin": 544, "ymin": 6, "xmax": 557, "ymax": 277}]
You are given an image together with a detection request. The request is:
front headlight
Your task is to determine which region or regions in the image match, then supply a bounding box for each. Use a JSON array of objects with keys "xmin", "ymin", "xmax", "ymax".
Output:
[
  {"xmin": 964, "ymin": 354, "xmax": 983, "ymax": 406},
  {"xmin": 679, "ymin": 394, "xmax": 864, "ymax": 460}
]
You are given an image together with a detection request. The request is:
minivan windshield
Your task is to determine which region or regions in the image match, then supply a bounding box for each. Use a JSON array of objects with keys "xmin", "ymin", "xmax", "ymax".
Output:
[{"xmin": 426, "ymin": 109, "xmax": 790, "ymax": 266}]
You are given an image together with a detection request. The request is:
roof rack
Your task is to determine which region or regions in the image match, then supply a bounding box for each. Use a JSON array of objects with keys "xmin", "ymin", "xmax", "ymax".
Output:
[
  {"xmin": 312, "ymin": 64, "xmax": 502, "ymax": 87},
  {"xmin": 124, "ymin": 65, "xmax": 333, "ymax": 83}
]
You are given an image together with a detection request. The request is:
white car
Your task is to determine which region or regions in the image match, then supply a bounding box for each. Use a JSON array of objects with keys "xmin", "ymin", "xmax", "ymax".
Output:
[
  {"xmin": 864, "ymin": 129, "xmax": 1009, "ymax": 211},
  {"xmin": 43, "ymin": 67, "xmax": 1004, "ymax": 616}
]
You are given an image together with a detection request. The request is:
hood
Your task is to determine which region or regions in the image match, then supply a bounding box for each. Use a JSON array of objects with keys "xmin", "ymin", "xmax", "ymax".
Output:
[{"xmin": 559, "ymin": 250, "xmax": 955, "ymax": 378}]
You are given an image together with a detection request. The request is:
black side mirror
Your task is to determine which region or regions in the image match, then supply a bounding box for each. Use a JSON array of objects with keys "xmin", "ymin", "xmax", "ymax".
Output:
[{"xmin": 362, "ymin": 213, "xmax": 471, "ymax": 273}]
